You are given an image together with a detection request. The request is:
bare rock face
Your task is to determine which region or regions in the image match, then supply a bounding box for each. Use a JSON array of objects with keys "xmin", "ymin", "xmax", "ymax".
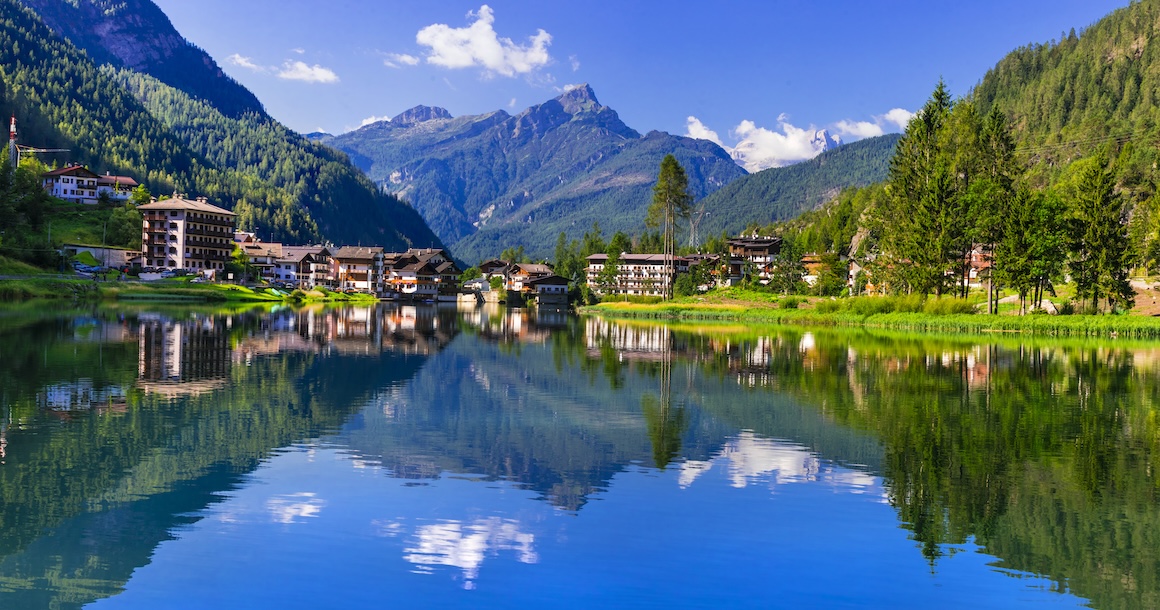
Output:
[{"xmin": 391, "ymin": 106, "xmax": 453, "ymax": 126}]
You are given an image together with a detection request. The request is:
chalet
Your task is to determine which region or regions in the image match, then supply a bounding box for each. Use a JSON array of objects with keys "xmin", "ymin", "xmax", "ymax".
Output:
[
  {"xmin": 505, "ymin": 262, "xmax": 554, "ymax": 291},
  {"xmin": 586, "ymin": 253, "xmax": 690, "ymax": 297},
  {"xmin": 273, "ymin": 246, "xmax": 332, "ymax": 288},
  {"xmin": 727, "ymin": 236, "xmax": 781, "ymax": 282},
  {"xmin": 524, "ymin": 274, "xmax": 570, "ymax": 306},
  {"xmin": 138, "ymin": 195, "xmax": 236, "ymax": 274},
  {"xmin": 242, "ymin": 242, "xmax": 284, "ymax": 282},
  {"xmin": 383, "ymin": 248, "xmax": 460, "ymax": 299},
  {"xmin": 96, "ymin": 172, "xmax": 138, "ymax": 202},
  {"xmin": 332, "ymin": 246, "xmax": 384, "ymax": 293},
  {"xmin": 42, "ymin": 165, "xmax": 101, "ymax": 204},
  {"xmin": 478, "ymin": 258, "xmax": 510, "ymax": 279}
]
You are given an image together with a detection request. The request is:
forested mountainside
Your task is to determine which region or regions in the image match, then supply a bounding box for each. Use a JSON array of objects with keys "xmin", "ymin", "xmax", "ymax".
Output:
[
  {"xmin": 18, "ymin": 0, "xmax": 263, "ymax": 118},
  {"xmin": 1, "ymin": 0, "xmax": 440, "ymax": 249},
  {"xmin": 695, "ymin": 133, "xmax": 900, "ymax": 238},
  {"xmin": 325, "ymin": 85, "xmax": 747, "ymax": 263},
  {"xmin": 973, "ymin": 0, "xmax": 1160, "ymax": 205}
]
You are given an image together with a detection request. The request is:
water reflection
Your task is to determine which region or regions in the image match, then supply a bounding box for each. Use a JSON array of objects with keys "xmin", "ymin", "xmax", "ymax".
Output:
[
  {"xmin": 403, "ymin": 518, "xmax": 539, "ymax": 589},
  {"xmin": 0, "ymin": 305, "xmax": 1156, "ymax": 607}
]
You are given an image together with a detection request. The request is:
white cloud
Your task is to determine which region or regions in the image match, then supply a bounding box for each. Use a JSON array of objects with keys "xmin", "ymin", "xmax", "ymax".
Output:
[
  {"xmin": 508, "ymin": 97, "xmax": 517, "ymax": 109},
  {"xmin": 685, "ymin": 116, "xmax": 723, "ymax": 147},
  {"xmin": 266, "ymin": 492, "xmax": 326, "ymax": 524},
  {"xmin": 690, "ymin": 106, "xmax": 917, "ymax": 172},
  {"xmin": 729, "ymin": 118, "xmax": 825, "ymax": 171},
  {"xmin": 569, "ymin": 54, "xmax": 580, "ymax": 72},
  {"xmin": 560, "ymin": 83, "xmax": 581, "ymax": 92},
  {"xmin": 882, "ymin": 108, "xmax": 915, "ymax": 130},
  {"xmin": 416, "ymin": 5, "xmax": 552, "ymax": 78},
  {"xmin": 227, "ymin": 53, "xmax": 266, "ymax": 72},
  {"xmin": 384, "ymin": 52, "xmax": 421, "ymax": 68},
  {"xmin": 834, "ymin": 120, "xmax": 884, "ymax": 139},
  {"xmin": 292, "ymin": 47, "xmax": 305, "ymax": 55},
  {"xmin": 277, "ymin": 60, "xmax": 340, "ymax": 84},
  {"xmin": 360, "ymin": 115, "xmax": 391, "ymax": 127}
]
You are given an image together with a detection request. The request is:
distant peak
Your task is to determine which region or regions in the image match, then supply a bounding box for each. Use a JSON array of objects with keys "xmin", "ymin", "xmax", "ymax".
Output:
[
  {"xmin": 391, "ymin": 105, "xmax": 453, "ymax": 125},
  {"xmin": 555, "ymin": 84, "xmax": 601, "ymax": 113}
]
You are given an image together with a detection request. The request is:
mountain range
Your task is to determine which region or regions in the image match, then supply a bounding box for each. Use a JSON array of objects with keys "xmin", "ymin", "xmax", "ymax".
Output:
[
  {"xmin": 322, "ymin": 85, "xmax": 899, "ymax": 263},
  {"xmin": 321, "ymin": 84, "xmax": 748, "ymax": 263}
]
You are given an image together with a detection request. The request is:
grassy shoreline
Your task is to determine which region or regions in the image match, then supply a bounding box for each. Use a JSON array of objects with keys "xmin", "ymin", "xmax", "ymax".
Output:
[
  {"xmin": 582, "ymin": 300, "xmax": 1160, "ymax": 339},
  {"xmin": 0, "ymin": 277, "xmax": 380, "ymax": 304}
]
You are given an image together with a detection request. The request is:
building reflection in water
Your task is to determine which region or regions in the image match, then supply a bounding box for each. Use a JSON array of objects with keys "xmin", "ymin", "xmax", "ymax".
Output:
[{"xmin": 137, "ymin": 314, "xmax": 230, "ymax": 398}]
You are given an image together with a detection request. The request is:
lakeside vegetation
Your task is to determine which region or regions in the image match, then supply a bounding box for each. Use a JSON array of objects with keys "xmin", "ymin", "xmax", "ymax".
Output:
[
  {"xmin": 0, "ymin": 277, "xmax": 380, "ymax": 304},
  {"xmin": 583, "ymin": 289, "xmax": 1160, "ymax": 339}
]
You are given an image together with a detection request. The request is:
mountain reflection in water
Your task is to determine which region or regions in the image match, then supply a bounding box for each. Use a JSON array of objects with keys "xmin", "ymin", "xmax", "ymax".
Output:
[{"xmin": 0, "ymin": 304, "xmax": 1155, "ymax": 608}]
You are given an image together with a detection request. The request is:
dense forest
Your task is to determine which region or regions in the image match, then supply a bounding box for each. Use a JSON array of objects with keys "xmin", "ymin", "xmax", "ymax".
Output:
[{"xmin": 0, "ymin": 0, "xmax": 440, "ymax": 268}]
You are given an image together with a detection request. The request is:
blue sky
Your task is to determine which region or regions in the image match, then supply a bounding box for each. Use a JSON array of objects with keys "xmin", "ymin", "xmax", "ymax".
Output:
[{"xmin": 153, "ymin": 0, "xmax": 1128, "ymax": 169}]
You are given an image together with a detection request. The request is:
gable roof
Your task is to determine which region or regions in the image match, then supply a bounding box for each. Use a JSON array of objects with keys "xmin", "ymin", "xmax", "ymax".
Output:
[
  {"xmin": 333, "ymin": 246, "xmax": 384, "ymax": 261},
  {"xmin": 137, "ymin": 196, "xmax": 236, "ymax": 216},
  {"xmin": 97, "ymin": 174, "xmax": 139, "ymax": 188},
  {"xmin": 42, "ymin": 165, "xmax": 100, "ymax": 179}
]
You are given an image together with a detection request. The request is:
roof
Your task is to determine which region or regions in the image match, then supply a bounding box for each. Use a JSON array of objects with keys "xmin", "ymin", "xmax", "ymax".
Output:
[
  {"xmin": 282, "ymin": 245, "xmax": 329, "ymax": 261},
  {"xmin": 97, "ymin": 175, "xmax": 139, "ymax": 188},
  {"xmin": 42, "ymin": 165, "xmax": 100, "ymax": 179},
  {"xmin": 526, "ymin": 274, "xmax": 570, "ymax": 286},
  {"xmin": 333, "ymin": 246, "xmax": 384, "ymax": 261},
  {"xmin": 586, "ymin": 253, "xmax": 689, "ymax": 263},
  {"xmin": 510, "ymin": 263, "xmax": 553, "ymax": 276},
  {"xmin": 137, "ymin": 196, "xmax": 236, "ymax": 216},
  {"xmin": 243, "ymin": 242, "xmax": 284, "ymax": 259}
]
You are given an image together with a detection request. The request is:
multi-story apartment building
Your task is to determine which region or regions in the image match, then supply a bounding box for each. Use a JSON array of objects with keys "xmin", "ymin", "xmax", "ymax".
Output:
[
  {"xmin": 139, "ymin": 195, "xmax": 236, "ymax": 273},
  {"xmin": 586, "ymin": 253, "xmax": 690, "ymax": 297}
]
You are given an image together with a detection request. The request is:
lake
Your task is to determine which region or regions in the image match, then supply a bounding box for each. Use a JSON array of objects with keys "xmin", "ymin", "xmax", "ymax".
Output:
[{"xmin": 0, "ymin": 303, "xmax": 1156, "ymax": 608}]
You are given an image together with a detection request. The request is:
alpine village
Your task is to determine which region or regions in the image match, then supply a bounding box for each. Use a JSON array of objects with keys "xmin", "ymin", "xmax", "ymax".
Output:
[{"xmin": 10, "ymin": 1, "xmax": 1160, "ymax": 608}]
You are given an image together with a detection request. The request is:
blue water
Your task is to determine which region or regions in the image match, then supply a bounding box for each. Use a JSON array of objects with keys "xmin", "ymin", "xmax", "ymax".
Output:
[{"xmin": 1, "ymin": 304, "xmax": 1142, "ymax": 608}]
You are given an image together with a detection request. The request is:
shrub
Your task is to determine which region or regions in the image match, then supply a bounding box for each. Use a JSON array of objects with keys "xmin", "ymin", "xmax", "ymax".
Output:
[
  {"xmin": 1058, "ymin": 301, "xmax": 1076, "ymax": 315},
  {"xmin": 780, "ymin": 296, "xmax": 802, "ymax": 309},
  {"xmin": 922, "ymin": 297, "xmax": 977, "ymax": 315},
  {"xmin": 815, "ymin": 299, "xmax": 842, "ymax": 314}
]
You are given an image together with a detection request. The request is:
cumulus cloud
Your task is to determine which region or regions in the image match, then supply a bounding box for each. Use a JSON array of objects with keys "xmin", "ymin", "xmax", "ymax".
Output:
[
  {"xmin": 689, "ymin": 106, "xmax": 917, "ymax": 172},
  {"xmin": 882, "ymin": 108, "xmax": 915, "ymax": 130},
  {"xmin": 360, "ymin": 115, "xmax": 391, "ymax": 127},
  {"xmin": 730, "ymin": 118, "xmax": 825, "ymax": 171},
  {"xmin": 685, "ymin": 116, "xmax": 723, "ymax": 147},
  {"xmin": 416, "ymin": 5, "xmax": 552, "ymax": 78},
  {"xmin": 277, "ymin": 60, "xmax": 340, "ymax": 84},
  {"xmin": 834, "ymin": 120, "xmax": 884, "ymax": 139},
  {"xmin": 384, "ymin": 53, "xmax": 421, "ymax": 68},
  {"xmin": 227, "ymin": 53, "xmax": 266, "ymax": 72}
]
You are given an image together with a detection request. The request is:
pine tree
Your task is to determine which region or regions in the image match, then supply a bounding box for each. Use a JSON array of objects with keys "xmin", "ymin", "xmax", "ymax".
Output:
[{"xmin": 646, "ymin": 155, "xmax": 693, "ymax": 299}]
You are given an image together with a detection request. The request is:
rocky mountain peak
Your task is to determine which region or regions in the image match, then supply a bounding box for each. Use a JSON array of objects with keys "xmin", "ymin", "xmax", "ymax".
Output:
[
  {"xmin": 555, "ymin": 83, "xmax": 601, "ymax": 114},
  {"xmin": 391, "ymin": 105, "xmax": 453, "ymax": 126},
  {"xmin": 811, "ymin": 129, "xmax": 842, "ymax": 152}
]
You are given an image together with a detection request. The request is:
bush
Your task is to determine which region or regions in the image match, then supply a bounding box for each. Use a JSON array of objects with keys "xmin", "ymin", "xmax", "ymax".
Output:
[
  {"xmin": 780, "ymin": 296, "xmax": 802, "ymax": 309},
  {"xmin": 922, "ymin": 297, "xmax": 977, "ymax": 315},
  {"xmin": 815, "ymin": 299, "xmax": 842, "ymax": 314},
  {"xmin": 1058, "ymin": 301, "xmax": 1076, "ymax": 315}
]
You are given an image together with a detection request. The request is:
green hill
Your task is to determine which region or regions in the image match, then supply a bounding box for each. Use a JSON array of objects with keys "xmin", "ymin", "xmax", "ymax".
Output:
[
  {"xmin": 694, "ymin": 133, "xmax": 900, "ymax": 237},
  {"xmin": 1, "ymin": 0, "xmax": 440, "ymax": 250}
]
